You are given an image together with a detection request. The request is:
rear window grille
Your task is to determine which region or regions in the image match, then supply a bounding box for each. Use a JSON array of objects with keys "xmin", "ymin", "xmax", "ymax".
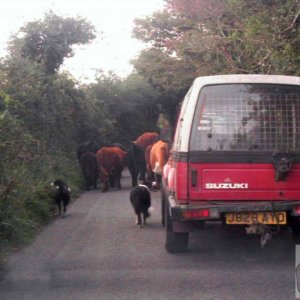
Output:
[{"xmin": 190, "ymin": 84, "xmax": 300, "ymax": 151}]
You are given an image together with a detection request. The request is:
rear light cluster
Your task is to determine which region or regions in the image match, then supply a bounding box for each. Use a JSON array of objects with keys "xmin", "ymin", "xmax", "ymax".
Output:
[
  {"xmin": 183, "ymin": 209, "xmax": 209, "ymax": 219},
  {"xmin": 183, "ymin": 208, "xmax": 219, "ymax": 219},
  {"xmin": 294, "ymin": 206, "xmax": 300, "ymax": 215},
  {"xmin": 175, "ymin": 162, "xmax": 189, "ymax": 202}
]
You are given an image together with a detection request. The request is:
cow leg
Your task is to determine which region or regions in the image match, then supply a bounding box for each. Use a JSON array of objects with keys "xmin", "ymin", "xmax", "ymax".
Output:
[
  {"xmin": 129, "ymin": 170, "xmax": 138, "ymax": 187},
  {"xmin": 83, "ymin": 172, "xmax": 89, "ymax": 190},
  {"xmin": 146, "ymin": 169, "xmax": 155, "ymax": 183},
  {"xmin": 102, "ymin": 184, "xmax": 109, "ymax": 193},
  {"xmin": 138, "ymin": 162, "xmax": 146, "ymax": 181},
  {"xmin": 132, "ymin": 173, "xmax": 138, "ymax": 187},
  {"xmin": 101, "ymin": 175, "xmax": 109, "ymax": 192},
  {"xmin": 58, "ymin": 201, "xmax": 62, "ymax": 216},
  {"xmin": 116, "ymin": 175, "xmax": 122, "ymax": 190},
  {"xmin": 127, "ymin": 166, "xmax": 137, "ymax": 187},
  {"xmin": 154, "ymin": 173, "xmax": 162, "ymax": 189},
  {"xmin": 109, "ymin": 174, "xmax": 115, "ymax": 188},
  {"xmin": 101, "ymin": 180, "xmax": 109, "ymax": 192}
]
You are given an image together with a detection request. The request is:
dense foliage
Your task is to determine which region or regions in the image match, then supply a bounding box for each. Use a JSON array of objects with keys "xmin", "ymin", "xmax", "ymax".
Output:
[
  {"xmin": 88, "ymin": 72, "xmax": 161, "ymax": 146},
  {"xmin": 133, "ymin": 0, "xmax": 300, "ymax": 119}
]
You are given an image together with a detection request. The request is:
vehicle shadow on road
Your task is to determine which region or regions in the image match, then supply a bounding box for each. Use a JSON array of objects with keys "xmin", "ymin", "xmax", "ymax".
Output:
[{"xmin": 187, "ymin": 222, "xmax": 295, "ymax": 265}]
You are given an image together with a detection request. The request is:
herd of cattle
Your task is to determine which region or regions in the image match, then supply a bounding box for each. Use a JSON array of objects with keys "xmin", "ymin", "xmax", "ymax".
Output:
[{"xmin": 76, "ymin": 132, "xmax": 171, "ymax": 192}]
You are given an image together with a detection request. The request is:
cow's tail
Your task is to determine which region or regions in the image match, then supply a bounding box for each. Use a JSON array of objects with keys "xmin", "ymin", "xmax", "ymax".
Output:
[{"xmin": 100, "ymin": 166, "xmax": 108, "ymax": 177}]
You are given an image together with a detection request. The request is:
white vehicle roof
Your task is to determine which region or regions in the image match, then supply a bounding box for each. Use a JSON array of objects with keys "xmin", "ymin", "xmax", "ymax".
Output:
[
  {"xmin": 173, "ymin": 74, "xmax": 300, "ymax": 152},
  {"xmin": 193, "ymin": 74, "xmax": 300, "ymax": 86}
]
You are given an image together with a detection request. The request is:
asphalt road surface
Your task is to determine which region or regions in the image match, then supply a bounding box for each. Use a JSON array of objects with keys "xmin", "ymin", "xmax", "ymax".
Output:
[{"xmin": 0, "ymin": 170, "xmax": 297, "ymax": 300}]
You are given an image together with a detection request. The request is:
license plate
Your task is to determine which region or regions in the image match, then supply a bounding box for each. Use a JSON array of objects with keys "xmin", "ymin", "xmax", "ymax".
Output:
[{"xmin": 225, "ymin": 211, "xmax": 286, "ymax": 225}]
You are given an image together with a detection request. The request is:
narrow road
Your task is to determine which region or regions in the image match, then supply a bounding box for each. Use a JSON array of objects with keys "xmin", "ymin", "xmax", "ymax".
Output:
[{"xmin": 0, "ymin": 170, "xmax": 297, "ymax": 300}]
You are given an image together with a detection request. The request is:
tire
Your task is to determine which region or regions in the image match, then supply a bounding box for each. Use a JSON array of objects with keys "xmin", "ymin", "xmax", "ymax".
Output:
[
  {"xmin": 291, "ymin": 226, "xmax": 300, "ymax": 244},
  {"xmin": 165, "ymin": 200, "xmax": 189, "ymax": 253},
  {"xmin": 289, "ymin": 217, "xmax": 300, "ymax": 243},
  {"xmin": 161, "ymin": 188, "xmax": 166, "ymax": 227}
]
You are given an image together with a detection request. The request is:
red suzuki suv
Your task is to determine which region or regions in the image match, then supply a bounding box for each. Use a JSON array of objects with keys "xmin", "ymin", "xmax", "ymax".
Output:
[{"xmin": 162, "ymin": 74, "xmax": 300, "ymax": 252}]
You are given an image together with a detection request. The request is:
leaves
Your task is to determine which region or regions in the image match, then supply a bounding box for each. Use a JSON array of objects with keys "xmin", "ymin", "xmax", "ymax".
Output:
[
  {"xmin": 132, "ymin": 0, "xmax": 300, "ymax": 99},
  {"xmin": 89, "ymin": 72, "xmax": 162, "ymax": 145},
  {"xmin": 8, "ymin": 11, "xmax": 96, "ymax": 74}
]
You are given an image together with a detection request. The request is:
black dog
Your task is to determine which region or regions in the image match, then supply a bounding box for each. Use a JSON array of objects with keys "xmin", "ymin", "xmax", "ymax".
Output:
[
  {"xmin": 51, "ymin": 179, "xmax": 71, "ymax": 218},
  {"xmin": 130, "ymin": 184, "xmax": 152, "ymax": 228}
]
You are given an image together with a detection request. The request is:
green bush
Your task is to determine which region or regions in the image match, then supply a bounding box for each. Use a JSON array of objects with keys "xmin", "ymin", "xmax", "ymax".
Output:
[{"xmin": 0, "ymin": 140, "xmax": 82, "ymax": 257}]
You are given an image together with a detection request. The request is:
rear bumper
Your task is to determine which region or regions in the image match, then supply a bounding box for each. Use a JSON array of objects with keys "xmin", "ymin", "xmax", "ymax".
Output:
[{"xmin": 168, "ymin": 195, "xmax": 300, "ymax": 221}]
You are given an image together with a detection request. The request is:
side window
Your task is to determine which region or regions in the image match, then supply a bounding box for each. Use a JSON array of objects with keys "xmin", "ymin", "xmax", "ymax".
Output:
[{"xmin": 173, "ymin": 87, "xmax": 193, "ymax": 151}]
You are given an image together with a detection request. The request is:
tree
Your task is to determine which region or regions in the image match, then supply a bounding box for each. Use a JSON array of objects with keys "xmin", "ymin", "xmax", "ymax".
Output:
[
  {"xmin": 131, "ymin": 48, "xmax": 194, "ymax": 126},
  {"xmin": 134, "ymin": 0, "xmax": 300, "ymax": 77},
  {"xmin": 8, "ymin": 11, "xmax": 96, "ymax": 75},
  {"xmin": 88, "ymin": 72, "xmax": 162, "ymax": 145},
  {"xmin": 2, "ymin": 12, "xmax": 114, "ymax": 152},
  {"xmin": 132, "ymin": 0, "xmax": 300, "ymax": 125}
]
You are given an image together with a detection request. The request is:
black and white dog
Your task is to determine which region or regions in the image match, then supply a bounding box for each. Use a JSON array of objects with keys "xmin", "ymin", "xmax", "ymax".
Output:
[
  {"xmin": 51, "ymin": 179, "xmax": 71, "ymax": 218},
  {"xmin": 130, "ymin": 183, "xmax": 152, "ymax": 228}
]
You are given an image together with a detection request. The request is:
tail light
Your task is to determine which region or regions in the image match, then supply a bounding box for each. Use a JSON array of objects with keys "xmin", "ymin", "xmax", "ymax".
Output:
[
  {"xmin": 175, "ymin": 162, "xmax": 188, "ymax": 203},
  {"xmin": 294, "ymin": 206, "xmax": 300, "ymax": 215},
  {"xmin": 183, "ymin": 209, "xmax": 210, "ymax": 219}
]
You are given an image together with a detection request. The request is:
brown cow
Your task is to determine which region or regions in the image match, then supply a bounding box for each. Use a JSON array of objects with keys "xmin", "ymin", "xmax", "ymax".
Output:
[
  {"xmin": 149, "ymin": 140, "xmax": 170, "ymax": 189},
  {"xmin": 135, "ymin": 132, "xmax": 159, "ymax": 151},
  {"xmin": 96, "ymin": 146, "xmax": 127, "ymax": 192}
]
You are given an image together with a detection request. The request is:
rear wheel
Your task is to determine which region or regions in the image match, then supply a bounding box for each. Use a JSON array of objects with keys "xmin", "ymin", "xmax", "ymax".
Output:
[
  {"xmin": 165, "ymin": 200, "xmax": 189, "ymax": 253},
  {"xmin": 290, "ymin": 217, "xmax": 300, "ymax": 243},
  {"xmin": 291, "ymin": 226, "xmax": 300, "ymax": 243},
  {"xmin": 161, "ymin": 188, "xmax": 166, "ymax": 227}
]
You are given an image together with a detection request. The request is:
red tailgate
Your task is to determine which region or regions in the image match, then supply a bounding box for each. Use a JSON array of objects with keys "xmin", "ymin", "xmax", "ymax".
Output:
[{"xmin": 189, "ymin": 163, "xmax": 300, "ymax": 201}]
